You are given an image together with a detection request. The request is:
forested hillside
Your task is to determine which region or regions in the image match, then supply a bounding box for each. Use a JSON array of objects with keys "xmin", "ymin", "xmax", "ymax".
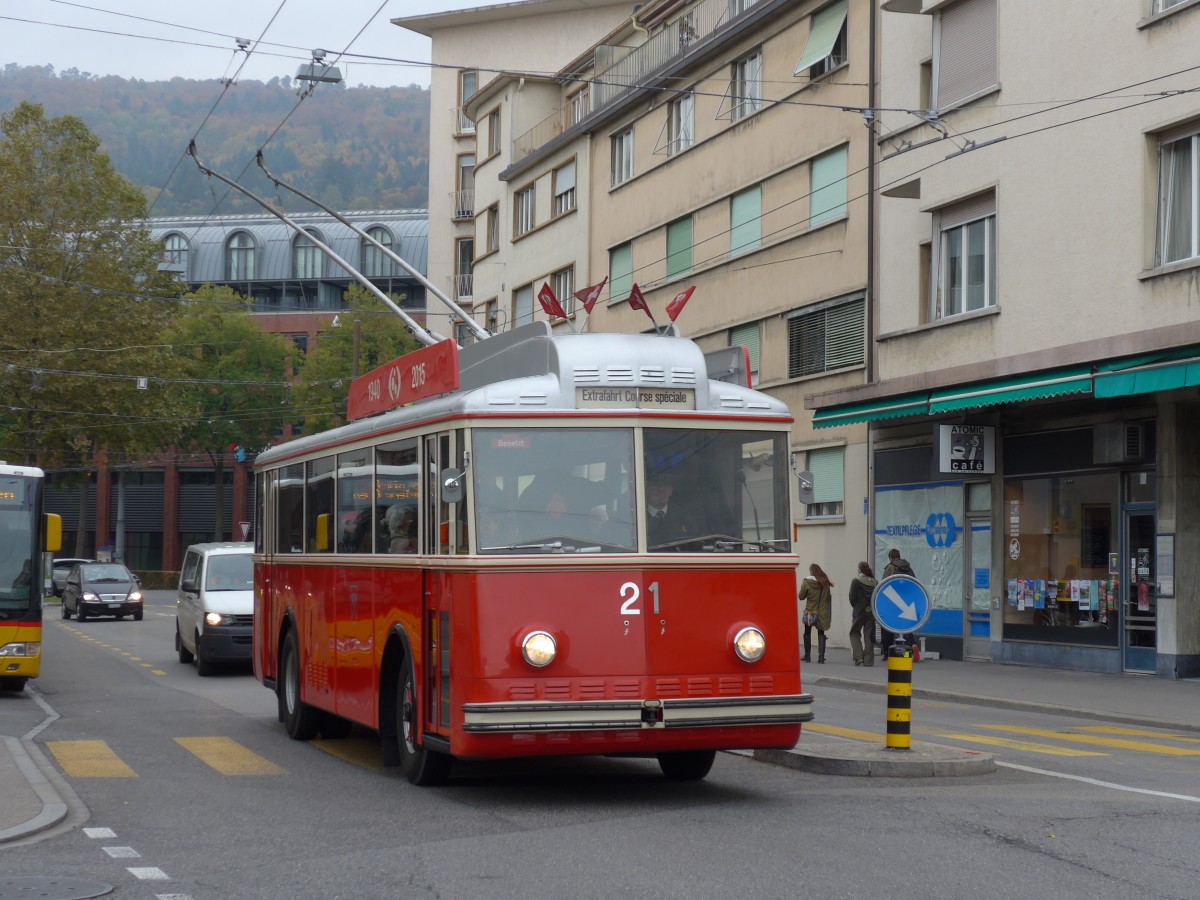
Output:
[{"xmin": 0, "ymin": 65, "xmax": 430, "ymax": 216}]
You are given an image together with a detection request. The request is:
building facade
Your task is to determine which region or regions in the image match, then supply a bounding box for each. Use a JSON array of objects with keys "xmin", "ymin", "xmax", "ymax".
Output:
[
  {"xmin": 47, "ymin": 210, "xmax": 430, "ymax": 573},
  {"xmin": 809, "ymin": 0, "xmax": 1200, "ymax": 676}
]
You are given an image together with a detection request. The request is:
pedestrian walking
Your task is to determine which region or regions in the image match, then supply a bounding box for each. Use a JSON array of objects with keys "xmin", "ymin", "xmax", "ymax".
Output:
[
  {"xmin": 799, "ymin": 563, "xmax": 833, "ymax": 664},
  {"xmin": 848, "ymin": 561, "xmax": 877, "ymax": 666},
  {"xmin": 880, "ymin": 548, "xmax": 916, "ymax": 659}
]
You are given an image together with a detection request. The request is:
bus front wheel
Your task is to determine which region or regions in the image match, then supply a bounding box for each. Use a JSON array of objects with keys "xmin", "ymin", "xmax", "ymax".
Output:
[
  {"xmin": 657, "ymin": 750, "xmax": 716, "ymax": 781},
  {"xmin": 0, "ymin": 677, "xmax": 27, "ymax": 692},
  {"xmin": 397, "ymin": 659, "xmax": 451, "ymax": 786},
  {"xmin": 280, "ymin": 630, "xmax": 319, "ymax": 740}
]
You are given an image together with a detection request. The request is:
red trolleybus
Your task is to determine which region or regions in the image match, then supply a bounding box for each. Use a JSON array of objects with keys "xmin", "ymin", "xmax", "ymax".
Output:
[
  {"xmin": 0, "ymin": 463, "xmax": 62, "ymax": 692},
  {"xmin": 253, "ymin": 323, "xmax": 812, "ymax": 784}
]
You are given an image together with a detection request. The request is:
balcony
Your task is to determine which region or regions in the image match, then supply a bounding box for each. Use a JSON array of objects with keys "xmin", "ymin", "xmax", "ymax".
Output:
[
  {"xmin": 452, "ymin": 107, "xmax": 475, "ymax": 136},
  {"xmin": 454, "ymin": 273, "xmax": 474, "ymax": 300},
  {"xmin": 450, "ymin": 190, "xmax": 474, "ymax": 220}
]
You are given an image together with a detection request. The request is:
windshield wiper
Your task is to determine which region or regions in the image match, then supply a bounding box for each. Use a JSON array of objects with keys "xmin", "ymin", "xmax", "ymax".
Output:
[{"xmin": 651, "ymin": 534, "xmax": 780, "ymax": 553}]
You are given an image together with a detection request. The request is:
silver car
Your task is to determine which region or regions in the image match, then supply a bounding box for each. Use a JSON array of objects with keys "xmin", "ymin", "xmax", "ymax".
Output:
[{"xmin": 51, "ymin": 557, "xmax": 93, "ymax": 597}]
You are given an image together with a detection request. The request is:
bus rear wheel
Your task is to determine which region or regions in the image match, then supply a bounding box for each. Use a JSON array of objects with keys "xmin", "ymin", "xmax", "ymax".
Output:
[
  {"xmin": 397, "ymin": 659, "xmax": 451, "ymax": 786},
  {"xmin": 657, "ymin": 750, "xmax": 716, "ymax": 781},
  {"xmin": 280, "ymin": 630, "xmax": 319, "ymax": 740}
]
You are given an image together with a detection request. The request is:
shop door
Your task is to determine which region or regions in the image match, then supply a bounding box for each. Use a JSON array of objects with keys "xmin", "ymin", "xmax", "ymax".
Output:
[
  {"xmin": 963, "ymin": 515, "xmax": 991, "ymax": 660},
  {"xmin": 1123, "ymin": 511, "xmax": 1156, "ymax": 674}
]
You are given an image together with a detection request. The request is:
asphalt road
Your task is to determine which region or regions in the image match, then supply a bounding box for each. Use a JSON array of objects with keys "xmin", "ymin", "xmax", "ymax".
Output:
[{"xmin": 4, "ymin": 598, "xmax": 1198, "ymax": 899}]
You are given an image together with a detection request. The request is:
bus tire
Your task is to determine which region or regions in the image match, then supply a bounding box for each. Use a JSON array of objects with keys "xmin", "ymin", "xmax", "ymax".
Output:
[
  {"xmin": 657, "ymin": 750, "xmax": 716, "ymax": 781},
  {"xmin": 176, "ymin": 623, "xmax": 194, "ymax": 664},
  {"xmin": 397, "ymin": 658, "xmax": 451, "ymax": 786},
  {"xmin": 280, "ymin": 629, "xmax": 319, "ymax": 741},
  {"xmin": 1, "ymin": 677, "xmax": 28, "ymax": 692}
]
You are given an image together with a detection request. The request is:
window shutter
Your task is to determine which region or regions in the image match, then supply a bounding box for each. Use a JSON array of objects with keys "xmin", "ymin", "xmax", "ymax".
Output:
[
  {"xmin": 794, "ymin": 0, "xmax": 849, "ymax": 74},
  {"xmin": 514, "ymin": 285, "xmax": 533, "ymax": 326},
  {"xmin": 938, "ymin": 192, "xmax": 996, "ymax": 230},
  {"xmin": 935, "ymin": 0, "xmax": 996, "ymax": 110},
  {"xmin": 731, "ymin": 186, "xmax": 761, "ymax": 254},
  {"xmin": 556, "ymin": 160, "xmax": 575, "ymax": 194},
  {"xmin": 730, "ymin": 323, "xmax": 760, "ymax": 376},
  {"xmin": 807, "ymin": 446, "xmax": 844, "ymax": 504},
  {"xmin": 824, "ymin": 297, "xmax": 865, "ymax": 369},
  {"xmin": 810, "ymin": 145, "xmax": 849, "ymax": 226},
  {"xmin": 609, "ymin": 243, "xmax": 632, "ymax": 300},
  {"xmin": 667, "ymin": 217, "xmax": 693, "ymax": 277}
]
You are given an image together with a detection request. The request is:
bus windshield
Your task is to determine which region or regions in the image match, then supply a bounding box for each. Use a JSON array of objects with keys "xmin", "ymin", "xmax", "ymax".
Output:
[
  {"xmin": 0, "ymin": 475, "xmax": 36, "ymax": 611},
  {"xmin": 472, "ymin": 427, "xmax": 790, "ymax": 554}
]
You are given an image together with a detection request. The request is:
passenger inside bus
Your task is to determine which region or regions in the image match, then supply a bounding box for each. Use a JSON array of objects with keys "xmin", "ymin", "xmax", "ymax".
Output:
[{"xmin": 385, "ymin": 504, "xmax": 417, "ymax": 554}]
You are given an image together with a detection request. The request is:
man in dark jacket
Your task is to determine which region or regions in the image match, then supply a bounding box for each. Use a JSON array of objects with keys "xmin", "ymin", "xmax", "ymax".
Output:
[{"xmin": 880, "ymin": 548, "xmax": 916, "ymax": 658}]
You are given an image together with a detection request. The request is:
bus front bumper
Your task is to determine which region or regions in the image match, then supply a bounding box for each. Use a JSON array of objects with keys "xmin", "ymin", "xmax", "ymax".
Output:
[{"xmin": 461, "ymin": 694, "xmax": 813, "ymax": 733}]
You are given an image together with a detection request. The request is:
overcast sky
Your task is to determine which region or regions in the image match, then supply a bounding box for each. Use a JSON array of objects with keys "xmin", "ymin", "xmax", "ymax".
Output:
[{"xmin": 2, "ymin": 0, "xmax": 468, "ymax": 88}]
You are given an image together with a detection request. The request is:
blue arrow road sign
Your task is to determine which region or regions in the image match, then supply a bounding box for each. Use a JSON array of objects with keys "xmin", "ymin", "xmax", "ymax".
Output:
[{"xmin": 871, "ymin": 574, "xmax": 932, "ymax": 635}]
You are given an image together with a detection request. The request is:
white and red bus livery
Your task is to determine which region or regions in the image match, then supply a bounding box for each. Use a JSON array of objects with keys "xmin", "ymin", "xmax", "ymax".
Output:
[{"xmin": 253, "ymin": 322, "xmax": 813, "ymax": 784}]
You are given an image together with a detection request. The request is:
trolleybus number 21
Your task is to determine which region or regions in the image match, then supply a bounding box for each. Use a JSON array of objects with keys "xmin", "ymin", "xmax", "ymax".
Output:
[{"xmin": 620, "ymin": 581, "xmax": 660, "ymax": 616}]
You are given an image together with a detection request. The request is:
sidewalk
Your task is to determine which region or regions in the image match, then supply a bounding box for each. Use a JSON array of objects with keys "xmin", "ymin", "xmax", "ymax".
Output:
[{"xmin": 4, "ymin": 650, "xmax": 1199, "ymax": 843}]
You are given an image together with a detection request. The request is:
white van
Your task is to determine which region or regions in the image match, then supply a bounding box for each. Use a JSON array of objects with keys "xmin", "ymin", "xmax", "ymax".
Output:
[{"xmin": 175, "ymin": 542, "xmax": 254, "ymax": 676}]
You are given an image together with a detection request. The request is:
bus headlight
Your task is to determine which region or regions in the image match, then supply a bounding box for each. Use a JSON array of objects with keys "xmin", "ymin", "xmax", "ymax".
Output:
[
  {"xmin": 0, "ymin": 642, "xmax": 40, "ymax": 658},
  {"xmin": 733, "ymin": 627, "xmax": 766, "ymax": 663},
  {"xmin": 521, "ymin": 631, "xmax": 557, "ymax": 667}
]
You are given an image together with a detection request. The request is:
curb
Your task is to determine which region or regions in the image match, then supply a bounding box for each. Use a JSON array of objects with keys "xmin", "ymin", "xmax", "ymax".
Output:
[
  {"xmin": 754, "ymin": 741, "xmax": 996, "ymax": 777},
  {"xmin": 0, "ymin": 736, "xmax": 67, "ymax": 843}
]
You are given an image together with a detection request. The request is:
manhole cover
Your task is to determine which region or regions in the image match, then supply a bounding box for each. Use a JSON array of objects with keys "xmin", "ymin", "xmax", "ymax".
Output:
[{"xmin": 0, "ymin": 877, "xmax": 112, "ymax": 900}]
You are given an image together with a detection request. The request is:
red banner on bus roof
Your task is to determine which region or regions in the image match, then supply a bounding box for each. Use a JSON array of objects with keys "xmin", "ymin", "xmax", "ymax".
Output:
[{"xmin": 346, "ymin": 339, "xmax": 460, "ymax": 421}]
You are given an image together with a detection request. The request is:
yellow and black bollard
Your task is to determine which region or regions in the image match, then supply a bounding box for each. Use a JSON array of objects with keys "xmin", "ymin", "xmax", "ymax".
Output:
[{"xmin": 885, "ymin": 642, "xmax": 913, "ymax": 750}]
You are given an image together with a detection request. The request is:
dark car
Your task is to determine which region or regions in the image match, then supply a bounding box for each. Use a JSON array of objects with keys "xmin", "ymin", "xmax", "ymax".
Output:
[
  {"xmin": 61, "ymin": 562, "xmax": 144, "ymax": 621},
  {"xmin": 51, "ymin": 557, "xmax": 93, "ymax": 597}
]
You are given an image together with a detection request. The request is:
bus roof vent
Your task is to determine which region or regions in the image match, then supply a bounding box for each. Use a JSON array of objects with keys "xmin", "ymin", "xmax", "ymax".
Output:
[
  {"xmin": 639, "ymin": 366, "xmax": 666, "ymax": 384},
  {"xmin": 573, "ymin": 366, "xmax": 601, "ymax": 384},
  {"xmin": 717, "ymin": 393, "xmax": 746, "ymax": 408},
  {"xmin": 606, "ymin": 366, "xmax": 635, "ymax": 383},
  {"xmin": 670, "ymin": 368, "xmax": 698, "ymax": 386}
]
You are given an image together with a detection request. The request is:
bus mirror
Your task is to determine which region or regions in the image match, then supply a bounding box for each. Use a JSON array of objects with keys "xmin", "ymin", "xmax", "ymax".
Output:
[
  {"xmin": 315, "ymin": 513, "xmax": 331, "ymax": 552},
  {"xmin": 44, "ymin": 513, "xmax": 62, "ymax": 553},
  {"xmin": 441, "ymin": 468, "xmax": 464, "ymax": 504},
  {"xmin": 796, "ymin": 471, "xmax": 814, "ymax": 506}
]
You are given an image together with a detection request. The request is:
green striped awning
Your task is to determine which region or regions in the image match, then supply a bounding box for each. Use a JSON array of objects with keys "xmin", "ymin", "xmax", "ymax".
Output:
[
  {"xmin": 1094, "ymin": 350, "xmax": 1200, "ymax": 398},
  {"xmin": 812, "ymin": 392, "xmax": 929, "ymax": 429},
  {"xmin": 928, "ymin": 367, "xmax": 1092, "ymax": 414}
]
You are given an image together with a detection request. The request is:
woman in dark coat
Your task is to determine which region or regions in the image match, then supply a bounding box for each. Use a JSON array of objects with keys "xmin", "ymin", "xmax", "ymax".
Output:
[
  {"xmin": 848, "ymin": 561, "xmax": 878, "ymax": 666},
  {"xmin": 798, "ymin": 563, "xmax": 833, "ymax": 663}
]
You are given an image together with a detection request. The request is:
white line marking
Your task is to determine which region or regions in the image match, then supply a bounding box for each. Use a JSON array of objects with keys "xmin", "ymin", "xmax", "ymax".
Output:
[
  {"xmin": 999, "ymin": 761, "xmax": 1200, "ymax": 803},
  {"xmin": 104, "ymin": 846, "xmax": 141, "ymax": 858},
  {"xmin": 156, "ymin": 895, "xmax": 194, "ymax": 899},
  {"xmin": 128, "ymin": 867, "xmax": 171, "ymax": 880},
  {"xmin": 84, "ymin": 827, "xmax": 117, "ymax": 838}
]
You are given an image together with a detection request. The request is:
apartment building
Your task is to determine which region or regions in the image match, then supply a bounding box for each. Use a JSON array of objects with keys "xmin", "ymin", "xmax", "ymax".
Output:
[
  {"xmin": 399, "ymin": 0, "xmax": 878, "ymax": 636},
  {"xmin": 808, "ymin": 0, "xmax": 1200, "ymax": 676}
]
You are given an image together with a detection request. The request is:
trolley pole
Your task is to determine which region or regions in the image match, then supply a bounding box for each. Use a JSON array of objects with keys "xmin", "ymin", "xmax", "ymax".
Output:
[{"xmin": 885, "ymin": 639, "xmax": 913, "ymax": 750}]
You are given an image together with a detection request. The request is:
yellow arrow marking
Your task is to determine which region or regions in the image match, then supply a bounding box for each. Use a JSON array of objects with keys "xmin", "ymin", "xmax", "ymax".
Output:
[{"xmin": 47, "ymin": 741, "xmax": 137, "ymax": 777}]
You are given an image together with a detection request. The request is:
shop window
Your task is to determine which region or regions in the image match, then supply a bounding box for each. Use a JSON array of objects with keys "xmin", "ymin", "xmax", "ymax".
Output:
[{"xmin": 1002, "ymin": 473, "xmax": 1120, "ymax": 647}]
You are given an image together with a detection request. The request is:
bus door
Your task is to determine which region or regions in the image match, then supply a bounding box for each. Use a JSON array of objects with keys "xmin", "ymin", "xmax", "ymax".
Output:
[{"xmin": 422, "ymin": 431, "xmax": 464, "ymax": 736}]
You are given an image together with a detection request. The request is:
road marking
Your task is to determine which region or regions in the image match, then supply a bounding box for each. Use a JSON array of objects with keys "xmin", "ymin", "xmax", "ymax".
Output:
[
  {"xmin": 175, "ymin": 737, "xmax": 286, "ymax": 776},
  {"xmin": 104, "ymin": 846, "xmax": 141, "ymax": 858},
  {"xmin": 999, "ymin": 761, "xmax": 1200, "ymax": 803},
  {"xmin": 929, "ymin": 731, "xmax": 1107, "ymax": 757},
  {"xmin": 84, "ymin": 827, "xmax": 116, "ymax": 838},
  {"xmin": 1074, "ymin": 725, "xmax": 1200, "ymax": 743},
  {"xmin": 978, "ymin": 725, "xmax": 1200, "ymax": 756},
  {"xmin": 47, "ymin": 740, "xmax": 137, "ymax": 777},
  {"xmin": 312, "ymin": 737, "xmax": 389, "ymax": 773},
  {"xmin": 803, "ymin": 722, "xmax": 881, "ymax": 742},
  {"xmin": 151, "ymin": 670, "xmax": 167, "ymax": 676},
  {"xmin": 128, "ymin": 868, "xmax": 170, "ymax": 881}
]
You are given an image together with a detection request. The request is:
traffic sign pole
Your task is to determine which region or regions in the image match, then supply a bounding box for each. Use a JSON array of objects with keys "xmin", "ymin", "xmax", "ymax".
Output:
[
  {"xmin": 870, "ymin": 575, "xmax": 930, "ymax": 752},
  {"xmin": 886, "ymin": 643, "xmax": 914, "ymax": 749}
]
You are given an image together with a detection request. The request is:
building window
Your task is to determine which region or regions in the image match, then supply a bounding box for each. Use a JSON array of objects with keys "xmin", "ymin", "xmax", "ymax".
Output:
[
  {"xmin": 453, "ymin": 153, "xmax": 475, "ymax": 220},
  {"xmin": 1153, "ymin": 0, "xmax": 1188, "ymax": 13},
  {"xmin": 225, "ymin": 231, "xmax": 256, "ymax": 281},
  {"xmin": 487, "ymin": 109, "xmax": 501, "ymax": 157},
  {"xmin": 666, "ymin": 217, "xmax": 693, "ymax": 278},
  {"xmin": 611, "ymin": 128, "xmax": 634, "ymax": 187},
  {"xmin": 795, "ymin": 0, "xmax": 848, "ymax": 79},
  {"xmin": 362, "ymin": 226, "xmax": 392, "ymax": 277},
  {"xmin": 554, "ymin": 266, "xmax": 575, "ymax": 315},
  {"xmin": 730, "ymin": 186, "xmax": 761, "ymax": 255},
  {"xmin": 1158, "ymin": 128, "xmax": 1198, "ymax": 265},
  {"xmin": 730, "ymin": 322, "xmax": 761, "ymax": 386},
  {"xmin": 810, "ymin": 144, "xmax": 848, "ymax": 226},
  {"xmin": 514, "ymin": 185, "xmax": 535, "ymax": 236},
  {"xmin": 288, "ymin": 334, "xmax": 309, "ymax": 354},
  {"xmin": 568, "ymin": 87, "xmax": 590, "ymax": 125},
  {"xmin": 609, "ymin": 242, "xmax": 632, "ymax": 301},
  {"xmin": 553, "ymin": 160, "xmax": 576, "ymax": 216},
  {"xmin": 163, "ymin": 233, "xmax": 188, "ymax": 270},
  {"xmin": 486, "ymin": 205, "xmax": 499, "ymax": 253},
  {"xmin": 933, "ymin": 0, "xmax": 996, "ymax": 110},
  {"xmin": 732, "ymin": 49, "xmax": 763, "ymax": 120},
  {"xmin": 293, "ymin": 229, "xmax": 323, "ymax": 279},
  {"xmin": 455, "ymin": 238, "xmax": 474, "ymax": 299},
  {"xmin": 513, "ymin": 284, "xmax": 534, "ymax": 327},
  {"xmin": 805, "ymin": 446, "xmax": 844, "ymax": 519},
  {"xmin": 732, "ymin": 0, "xmax": 762, "ymax": 13},
  {"xmin": 934, "ymin": 193, "xmax": 996, "ymax": 319},
  {"xmin": 677, "ymin": 10, "xmax": 699, "ymax": 51},
  {"xmin": 458, "ymin": 70, "xmax": 477, "ymax": 133},
  {"xmin": 787, "ymin": 293, "xmax": 865, "ymax": 378},
  {"xmin": 668, "ymin": 92, "xmax": 694, "ymax": 155}
]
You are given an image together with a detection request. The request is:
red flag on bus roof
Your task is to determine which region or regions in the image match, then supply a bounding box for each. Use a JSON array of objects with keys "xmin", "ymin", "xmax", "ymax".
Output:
[
  {"xmin": 665, "ymin": 285, "xmax": 695, "ymax": 322},
  {"xmin": 626, "ymin": 283, "xmax": 656, "ymax": 323},
  {"xmin": 573, "ymin": 277, "xmax": 608, "ymax": 314},
  {"xmin": 536, "ymin": 282, "xmax": 567, "ymax": 319}
]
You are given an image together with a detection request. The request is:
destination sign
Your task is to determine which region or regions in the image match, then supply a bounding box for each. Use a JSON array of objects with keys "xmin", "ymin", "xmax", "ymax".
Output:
[
  {"xmin": 347, "ymin": 340, "xmax": 460, "ymax": 421},
  {"xmin": 575, "ymin": 387, "xmax": 695, "ymax": 411}
]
